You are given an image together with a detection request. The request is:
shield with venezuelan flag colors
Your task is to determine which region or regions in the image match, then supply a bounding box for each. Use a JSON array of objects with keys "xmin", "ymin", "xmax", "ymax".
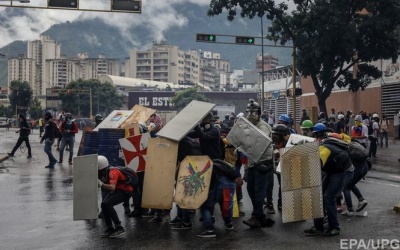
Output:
[{"xmin": 175, "ymin": 156, "xmax": 213, "ymax": 209}]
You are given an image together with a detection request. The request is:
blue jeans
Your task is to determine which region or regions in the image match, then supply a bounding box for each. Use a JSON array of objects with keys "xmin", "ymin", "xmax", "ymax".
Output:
[
  {"xmin": 246, "ymin": 166, "xmax": 270, "ymax": 220},
  {"xmin": 343, "ymin": 161, "xmax": 368, "ymax": 210},
  {"xmin": 380, "ymin": 131, "xmax": 388, "ymax": 147},
  {"xmin": 44, "ymin": 139, "xmax": 57, "ymax": 165},
  {"xmin": 314, "ymin": 171, "xmax": 346, "ymax": 231},
  {"xmin": 200, "ymin": 186, "xmax": 235, "ymax": 230},
  {"xmin": 59, "ymin": 136, "xmax": 74, "ymax": 162}
]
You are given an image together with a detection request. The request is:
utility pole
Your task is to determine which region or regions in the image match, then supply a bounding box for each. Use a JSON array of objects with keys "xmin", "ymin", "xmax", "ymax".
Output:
[
  {"xmin": 292, "ymin": 45, "xmax": 297, "ymax": 131},
  {"xmin": 261, "ymin": 17, "xmax": 265, "ymax": 111}
]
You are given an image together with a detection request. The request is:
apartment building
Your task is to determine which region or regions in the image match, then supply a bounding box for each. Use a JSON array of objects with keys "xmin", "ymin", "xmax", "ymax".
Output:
[{"xmin": 8, "ymin": 54, "xmax": 37, "ymax": 92}]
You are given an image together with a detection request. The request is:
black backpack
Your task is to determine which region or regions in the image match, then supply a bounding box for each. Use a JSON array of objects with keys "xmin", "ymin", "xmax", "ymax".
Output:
[
  {"xmin": 110, "ymin": 167, "xmax": 139, "ymax": 187},
  {"xmin": 177, "ymin": 136, "xmax": 202, "ymax": 162},
  {"xmin": 367, "ymin": 122, "xmax": 374, "ymax": 135}
]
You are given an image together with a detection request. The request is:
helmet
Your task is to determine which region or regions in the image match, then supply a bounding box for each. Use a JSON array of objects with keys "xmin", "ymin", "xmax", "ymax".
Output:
[
  {"xmin": 272, "ymin": 124, "xmax": 290, "ymax": 136},
  {"xmin": 338, "ymin": 114, "xmax": 345, "ymax": 120},
  {"xmin": 354, "ymin": 115, "xmax": 362, "ymax": 121},
  {"xmin": 98, "ymin": 155, "xmax": 109, "ymax": 170},
  {"xmin": 237, "ymin": 112, "xmax": 244, "ymax": 118},
  {"xmin": 372, "ymin": 114, "xmax": 379, "ymax": 118},
  {"xmin": 313, "ymin": 123, "xmax": 327, "ymax": 133},
  {"xmin": 95, "ymin": 114, "xmax": 103, "ymax": 121},
  {"xmin": 301, "ymin": 120, "xmax": 314, "ymax": 129},
  {"xmin": 278, "ymin": 114, "xmax": 290, "ymax": 124},
  {"xmin": 246, "ymin": 99, "xmax": 261, "ymax": 115}
]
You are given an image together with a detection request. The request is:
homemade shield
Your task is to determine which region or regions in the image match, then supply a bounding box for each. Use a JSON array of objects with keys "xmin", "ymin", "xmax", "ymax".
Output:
[
  {"xmin": 93, "ymin": 110, "xmax": 134, "ymax": 131},
  {"xmin": 156, "ymin": 100, "xmax": 215, "ymax": 142},
  {"xmin": 73, "ymin": 154, "xmax": 98, "ymax": 220},
  {"xmin": 119, "ymin": 132, "xmax": 150, "ymax": 172},
  {"xmin": 279, "ymin": 141, "xmax": 323, "ymax": 223},
  {"xmin": 276, "ymin": 134, "xmax": 316, "ymax": 173},
  {"xmin": 175, "ymin": 156, "xmax": 213, "ymax": 209},
  {"xmin": 141, "ymin": 137, "xmax": 179, "ymax": 209},
  {"xmin": 120, "ymin": 105, "xmax": 156, "ymax": 129},
  {"xmin": 226, "ymin": 117, "xmax": 272, "ymax": 162}
]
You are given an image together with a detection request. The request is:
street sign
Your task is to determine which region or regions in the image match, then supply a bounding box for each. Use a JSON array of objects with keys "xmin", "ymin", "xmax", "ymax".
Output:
[
  {"xmin": 196, "ymin": 34, "xmax": 216, "ymax": 42},
  {"xmin": 272, "ymin": 90, "xmax": 280, "ymax": 100}
]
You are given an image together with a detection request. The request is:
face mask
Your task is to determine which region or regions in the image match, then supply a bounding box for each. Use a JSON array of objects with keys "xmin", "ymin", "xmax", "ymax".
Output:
[{"xmin": 355, "ymin": 121, "xmax": 362, "ymax": 127}]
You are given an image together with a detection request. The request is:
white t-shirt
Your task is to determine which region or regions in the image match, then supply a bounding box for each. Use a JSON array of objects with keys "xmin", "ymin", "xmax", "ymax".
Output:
[{"xmin": 372, "ymin": 121, "xmax": 379, "ymax": 138}]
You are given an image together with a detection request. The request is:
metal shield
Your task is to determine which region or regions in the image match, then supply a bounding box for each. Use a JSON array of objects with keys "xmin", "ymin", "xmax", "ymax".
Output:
[
  {"xmin": 175, "ymin": 156, "xmax": 213, "ymax": 209},
  {"xmin": 226, "ymin": 117, "xmax": 272, "ymax": 162},
  {"xmin": 73, "ymin": 154, "xmax": 98, "ymax": 220}
]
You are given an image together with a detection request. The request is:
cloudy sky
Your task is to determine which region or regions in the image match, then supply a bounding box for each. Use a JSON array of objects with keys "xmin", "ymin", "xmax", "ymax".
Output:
[{"xmin": 0, "ymin": 0, "xmax": 212, "ymax": 48}]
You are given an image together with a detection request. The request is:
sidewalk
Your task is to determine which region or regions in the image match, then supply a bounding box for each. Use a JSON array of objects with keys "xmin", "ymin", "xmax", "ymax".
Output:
[{"xmin": 372, "ymin": 137, "xmax": 400, "ymax": 174}]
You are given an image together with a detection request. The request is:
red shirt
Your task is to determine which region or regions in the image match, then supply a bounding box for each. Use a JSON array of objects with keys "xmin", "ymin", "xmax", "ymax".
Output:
[{"xmin": 108, "ymin": 168, "xmax": 134, "ymax": 192}]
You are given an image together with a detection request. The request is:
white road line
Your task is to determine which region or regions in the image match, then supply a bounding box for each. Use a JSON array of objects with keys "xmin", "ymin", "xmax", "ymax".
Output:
[{"xmin": 388, "ymin": 175, "xmax": 400, "ymax": 179}]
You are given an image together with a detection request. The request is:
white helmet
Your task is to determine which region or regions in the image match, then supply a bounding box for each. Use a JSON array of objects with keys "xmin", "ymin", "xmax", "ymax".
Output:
[
  {"xmin": 98, "ymin": 155, "xmax": 109, "ymax": 170},
  {"xmin": 338, "ymin": 114, "xmax": 345, "ymax": 120},
  {"xmin": 372, "ymin": 114, "xmax": 379, "ymax": 118}
]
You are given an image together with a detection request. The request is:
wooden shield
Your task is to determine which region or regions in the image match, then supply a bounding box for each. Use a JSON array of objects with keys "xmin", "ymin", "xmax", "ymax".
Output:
[
  {"xmin": 121, "ymin": 105, "xmax": 156, "ymax": 129},
  {"xmin": 175, "ymin": 156, "xmax": 213, "ymax": 209},
  {"xmin": 119, "ymin": 133, "xmax": 150, "ymax": 172},
  {"xmin": 141, "ymin": 137, "xmax": 178, "ymax": 209}
]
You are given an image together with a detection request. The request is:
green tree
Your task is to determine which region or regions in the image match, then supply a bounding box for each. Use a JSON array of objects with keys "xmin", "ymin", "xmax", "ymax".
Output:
[
  {"xmin": 8, "ymin": 80, "xmax": 33, "ymax": 117},
  {"xmin": 170, "ymin": 87, "xmax": 209, "ymax": 111},
  {"xmin": 0, "ymin": 105, "xmax": 8, "ymax": 117},
  {"xmin": 59, "ymin": 79, "xmax": 125, "ymax": 117},
  {"xmin": 208, "ymin": 0, "xmax": 400, "ymax": 114},
  {"xmin": 28, "ymin": 98, "xmax": 44, "ymax": 119}
]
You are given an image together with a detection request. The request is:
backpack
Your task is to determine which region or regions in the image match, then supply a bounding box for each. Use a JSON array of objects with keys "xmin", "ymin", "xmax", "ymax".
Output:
[
  {"xmin": 367, "ymin": 122, "xmax": 374, "ymax": 135},
  {"xmin": 177, "ymin": 136, "xmax": 202, "ymax": 162},
  {"xmin": 110, "ymin": 167, "xmax": 139, "ymax": 187},
  {"xmin": 348, "ymin": 140, "xmax": 369, "ymax": 162}
]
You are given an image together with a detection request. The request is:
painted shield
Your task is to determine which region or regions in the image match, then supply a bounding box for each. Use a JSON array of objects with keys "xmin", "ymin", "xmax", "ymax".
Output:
[
  {"xmin": 280, "ymin": 141, "xmax": 324, "ymax": 223},
  {"xmin": 141, "ymin": 137, "xmax": 179, "ymax": 209},
  {"xmin": 93, "ymin": 110, "xmax": 134, "ymax": 131},
  {"xmin": 119, "ymin": 132, "xmax": 150, "ymax": 172},
  {"xmin": 175, "ymin": 156, "xmax": 213, "ymax": 209}
]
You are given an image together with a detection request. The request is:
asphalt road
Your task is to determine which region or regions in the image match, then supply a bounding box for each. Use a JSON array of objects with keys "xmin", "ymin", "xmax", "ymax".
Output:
[{"xmin": 1, "ymin": 128, "xmax": 400, "ymax": 250}]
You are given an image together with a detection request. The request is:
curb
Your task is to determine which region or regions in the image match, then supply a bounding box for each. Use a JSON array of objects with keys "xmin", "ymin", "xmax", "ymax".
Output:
[
  {"xmin": 394, "ymin": 204, "xmax": 400, "ymax": 213},
  {"xmin": 0, "ymin": 155, "xmax": 9, "ymax": 164}
]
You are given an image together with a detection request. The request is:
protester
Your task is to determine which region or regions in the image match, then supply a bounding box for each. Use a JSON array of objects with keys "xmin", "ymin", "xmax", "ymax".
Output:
[
  {"xmin": 379, "ymin": 114, "xmax": 389, "ymax": 148},
  {"xmin": 40, "ymin": 112, "xmax": 58, "ymax": 168},
  {"xmin": 58, "ymin": 113, "xmax": 78, "ymax": 165},
  {"xmin": 368, "ymin": 114, "xmax": 380, "ymax": 159},
  {"xmin": 8, "ymin": 114, "xmax": 32, "ymax": 158},
  {"xmin": 242, "ymin": 99, "xmax": 275, "ymax": 228},
  {"xmin": 351, "ymin": 115, "xmax": 368, "ymax": 148},
  {"xmin": 39, "ymin": 116, "xmax": 44, "ymax": 137},
  {"xmin": 98, "ymin": 155, "xmax": 133, "ymax": 238},
  {"xmin": 304, "ymin": 123, "xmax": 352, "ymax": 236}
]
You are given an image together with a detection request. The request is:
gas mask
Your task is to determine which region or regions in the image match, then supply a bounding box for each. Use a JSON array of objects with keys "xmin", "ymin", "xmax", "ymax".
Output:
[{"xmin": 246, "ymin": 99, "xmax": 261, "ymax": 125}]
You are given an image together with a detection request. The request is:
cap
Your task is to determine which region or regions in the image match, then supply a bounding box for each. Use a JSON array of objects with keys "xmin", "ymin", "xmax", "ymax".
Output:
[{"xmin": 354, "ymin": 115, "xmax": 362, "ymax": 121}]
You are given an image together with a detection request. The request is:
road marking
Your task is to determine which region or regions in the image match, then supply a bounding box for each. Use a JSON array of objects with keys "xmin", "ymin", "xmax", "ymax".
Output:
[
  {"xmin": 365, "ymin": 179, "xmax": 400, "ymax": 188},
  {"xmin": 388, "ymin": 175, "xmax": 400, "ymax": 179}
]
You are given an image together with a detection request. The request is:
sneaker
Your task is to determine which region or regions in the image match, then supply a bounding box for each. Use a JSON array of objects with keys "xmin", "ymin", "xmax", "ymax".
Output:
[
  {"xmin": 322, "ymin": 228, "xmax": 340, "ymax": 236},
  {"xmin": 110, "ymin": 225, "xmax": 125, "ymax": 238},
  {"xmin": 266, "ymin": 204, "xmax": 276, "ymax": 214},
  {"xmin": 225, "ymin": 222, "xmax": 234, "ymax": 231},
  {"xmin": 7, "ymin": 153, "xmax": 14, "ymax": 157},
  {"xmin": 172, "ymin": 222, "xmax": 192, "ymax": 230},
  {"xmin": 168, "ymin": 217, "xmax": 182, "ymax": 225},
  {"xmin": 124, "ymin": 206, "xmax": 131, "ymax": 214},
  {"xmin": 356, "ymin": 200, "xmax": 368, "ymax": 212},
  {"xmin": 58, "ymin": 160, "xmax": 63, "ymax": 164},
  {"xmin": 127, "ymin": 210, "xmax": 142, "ymax": 218},
  {"xmin": 260, "ymin": 217, "xmax": 275, "ymax": 227},
  {"xmin": 45, "ymin": 165, "xmax": 55, "ymax": 169},
  {"xmin": 197, "ymin": 230, "xmax": 216, "ymax": 238},
  {"xmin": 101, "ymin": 227, "xmax": 115, "ymax": 238},
  {"xmin": 148, "ymin": 215, "xmax": 163, "ymax": 223},
  {"xmin": 68, "ymin": 161, "xmax": 73, "ymax": 165},
  {"xmin": 304, "ymin": 227, "xmax": 323, "ymax": 236},
  {"xmin": 341, "ymin": 210, "xmax": 354, "ymax": 217},
  {"xmin": 242, "ymin": 216, "xmax": 262, "ymax": 228},
  {"xmin": 27, "ymin": 155, "xmax": 32, "ymax": 159}
]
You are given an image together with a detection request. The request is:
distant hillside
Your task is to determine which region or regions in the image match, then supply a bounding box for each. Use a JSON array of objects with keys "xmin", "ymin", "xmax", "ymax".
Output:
[{"xmin": 0, "ymin": 3, "xmax": 292, "ymax": 87}]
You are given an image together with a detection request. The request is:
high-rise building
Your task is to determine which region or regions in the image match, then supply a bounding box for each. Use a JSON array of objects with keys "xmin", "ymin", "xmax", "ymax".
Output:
[
  {"xmin": 199, "ymin": 51, "xmax": 230, "ymax": 90},
  {"xmin": 124, "ymin": 41, "xmax": 199, "ymax": 86},
  {"xmin": 8, "ymin": 54, "xmax": 37, "ymax": 92},
  {"xmin": 256, "ymin": 53, "xmax": 279, "ymax": 71}
]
